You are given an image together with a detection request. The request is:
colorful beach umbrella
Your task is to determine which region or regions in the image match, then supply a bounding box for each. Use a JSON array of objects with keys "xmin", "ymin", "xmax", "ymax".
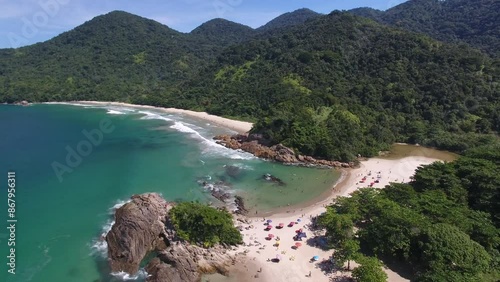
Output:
[
  {"xmin": 295, "ymin": 242, "xmax": 302, "ymax": 247},
  {"xmin": 313, "ymin": 255, "xmax": 320, "ymax": 261},
  {"xmin": 278, "ymin": 223, "xmax": 284, "ymax": 227},
  {"xmin": 297, "ymin": 218, "xmax": 302, "ymax": 222},
  {"xmin": 267, "ymin": 219, "xmax": 273, "ymax": 223},
  {"xmin": 268, "ymin": 234, "xmax": 275, "ymax": 238},
  {"xmin": 288, "ymin": 222, "xmax": 295, "ymax": 227}
]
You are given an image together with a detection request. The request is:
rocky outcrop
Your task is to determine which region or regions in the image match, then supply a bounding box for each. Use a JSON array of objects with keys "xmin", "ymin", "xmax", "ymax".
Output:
[
  {"xmin": 146, "ymin": 242, "xmax": 234, "ymax": 282},
  {"xmin": 214, "ymin": 134, "xmax": 354, "ymax": 168},
  {"xmin": 106, "ymin": 193, "xmax": 170, "ymax": 274},
  {"xmin": 234, "ymin": 195, "xmax": 248, "ymax": 215},
  {"xmin": 106, "ymin": 193, "xmax": 236, "ymax": 282},
  {"xmin": 14, "ymin": 100, "xmax": 30, "ymax": 106}
]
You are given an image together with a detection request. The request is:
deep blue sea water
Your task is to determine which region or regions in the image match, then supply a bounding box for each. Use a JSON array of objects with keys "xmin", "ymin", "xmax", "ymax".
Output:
[{"xmin": 0, "ymin": 104, "xmax": 339, "ymax": 282}]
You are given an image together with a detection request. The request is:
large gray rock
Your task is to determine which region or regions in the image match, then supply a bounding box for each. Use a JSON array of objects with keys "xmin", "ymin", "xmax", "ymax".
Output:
[
  {"xmin": 146, "ymin": 242, "xmax": 234, "ymax": 282},
  {"xmin": 106, "ymin": 193, "xmax": 238, "ymax": 282},
  {"xmin": 106, "ymin": 193, "xmax": 170, "ymax": 274}
]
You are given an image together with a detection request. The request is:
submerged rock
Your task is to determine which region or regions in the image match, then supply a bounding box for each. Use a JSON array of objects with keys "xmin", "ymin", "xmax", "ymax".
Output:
[
  {"xmin": 225, "ymin": 165, "xmax": 243, "ymax": 178},
  {"xmin": 262, "ymin": 173, "xmax": 286, "ymax": 186}
]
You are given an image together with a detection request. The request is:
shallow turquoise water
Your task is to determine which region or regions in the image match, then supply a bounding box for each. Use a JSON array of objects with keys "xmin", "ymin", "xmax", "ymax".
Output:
[{"xmin": 0, "ymin": 104, "xmax": 339, "ymax": 282}]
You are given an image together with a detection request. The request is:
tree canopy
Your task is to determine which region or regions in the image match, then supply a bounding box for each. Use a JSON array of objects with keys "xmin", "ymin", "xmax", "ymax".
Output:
[
  {"xmin": 349, "ymin": 0, "xmax": 500, "ymax": 57},
  {"xmin": 317, "ymin": 149, "xmax": 500, "ymax": 281},
  {"xmin": 169, "ymin": 202, "xmax": 242, "ymax": 247},
  {"xmin": 0, "ymin": 4, "xmax": 499, "ymax": 162}
]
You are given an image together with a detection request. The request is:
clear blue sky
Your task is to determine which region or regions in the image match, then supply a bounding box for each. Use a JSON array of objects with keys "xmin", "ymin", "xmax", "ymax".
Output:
[{"xmin": 0, "ymin": 0, "xmax": 407, "ymax": 48}]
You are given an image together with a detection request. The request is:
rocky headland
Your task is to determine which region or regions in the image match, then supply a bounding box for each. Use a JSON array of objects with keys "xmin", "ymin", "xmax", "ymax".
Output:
[
  {"xmin": 214, "ymin": 134, "xmax": 354, "ymax": 168},
  {"xmin": 106, "ymin": 193, "xmax": 238, "ymax": 282}
]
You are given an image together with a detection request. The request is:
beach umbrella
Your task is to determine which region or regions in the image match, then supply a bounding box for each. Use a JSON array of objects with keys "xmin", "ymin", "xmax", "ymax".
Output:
[
  {"xmin": 313, "ymin": 255, "xmax": 319, "ymax": 261},
  {"xmin": 295, "ymin": 242, "xmax": 302, "ymax": 248},
  {"xmin": 288, "ymin": 222, "xmax": 295, "ymax": 227},
  {"xmin": 278, "ymin": 223, "xmax": 284, "ymax": 228},
  {"xmin": 267, "ymin": 219, "xmax": 273, "ymax": 223},
  {"xmin": 297, "ymin": 218, "xmax": 302, "ymax": 222},
  {"xmin": 268, "ymin": 234, "xmax": 275, "ymax": 238},
  {"xmin": 266, "ymin": 225, "xmax": 273, "ymax": 230}
]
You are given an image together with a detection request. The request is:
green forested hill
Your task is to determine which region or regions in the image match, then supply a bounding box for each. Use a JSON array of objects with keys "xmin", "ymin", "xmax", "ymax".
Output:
[
  {"xmin": 0, "ymin": 11, "xmax": 254, "ymax": 104},
  {"xmin": 256, "ymin": 8, "xmax": 321, "ymax": 32},
  {"xmin": 178, "ymin": 12, "xmax": 499, "ymax": 161},
  {"xmin": 0, "ymin": 9, "xmax": 499, "ymax": 162},
  {"xmin": 190, "ymin": 18, "xmax": 254, "ymax": 47},
  {"xmin": 0, "ymin": 11, "xmax": 188, "ymax": 103},
  {"xmin": 349, "ymin": 0, "xmax": 500, "ymax": 57}
]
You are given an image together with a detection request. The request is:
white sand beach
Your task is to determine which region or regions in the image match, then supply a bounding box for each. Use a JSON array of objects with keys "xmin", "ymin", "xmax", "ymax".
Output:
[
  {"xmin": 67, "ymin": 101, "xmax": 254, "ymax": 134},
  {"xmin": 226, "ymin": 156, "xmax": 442, "ymax": 282},
  {"xmin": 51, "ymin": 101, "xmax": 444, "ymax": 281}
]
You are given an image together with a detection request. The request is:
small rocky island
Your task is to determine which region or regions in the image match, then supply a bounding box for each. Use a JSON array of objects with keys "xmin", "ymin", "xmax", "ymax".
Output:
[
  {"xmin": 214, "ymin": 134, "xmax": 354, "ymax": 168},
  {"xmin": 106, "ymin": 193, "xmax": 239, "ymax": 282}
]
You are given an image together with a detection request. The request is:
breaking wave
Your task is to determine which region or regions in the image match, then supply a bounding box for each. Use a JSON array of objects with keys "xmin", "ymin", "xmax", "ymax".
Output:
[
  {"xmin": 90, "ymin": 199, "xmax": 131, "ymax": 257},
  {"xmin": 110, "ymin": 269, "xmax": 149, "ymax": 281}
]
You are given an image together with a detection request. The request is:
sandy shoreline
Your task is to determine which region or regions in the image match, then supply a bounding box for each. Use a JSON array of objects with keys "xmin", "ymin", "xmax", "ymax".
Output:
[
  {"xmin": 45, "ymin": 100, "xmax": 444, "ymax": 281},
  {"xmin": 47, "ymin": 101, "xmax": 254, "ymax": 134},
  {"xmin": 220, "ymin": 156, "xmax": 443, "ymax": 282}
]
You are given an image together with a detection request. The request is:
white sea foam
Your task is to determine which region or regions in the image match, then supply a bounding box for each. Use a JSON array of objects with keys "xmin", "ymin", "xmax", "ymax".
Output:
[
  {"xmin": 138, "ymin": 111, "xmax": 173, "ymax": 122},
  {"xmin": 107, "ymin": 109, "xmax": 126, "ymax": 115},
  {"xmin": 231, "ymin": 163, "xmax": 255, "ymax": 170},
  {"xmin": 43, "ymin": 102, "xmax": 90, "ymax": 107},
  {"xmin": 169, "ymin": 121, "xmax": 255, "ymax": 160},
  {"xmin": 91, "ymin": 199, "xmax": 131, "ymax": 257},
  {"xmin": 111, "ymin": 269, "xmax": 149, "ymax": 281},
  {"xmin": 48, "ymin": 103, "xmax": 255, "ymax": 160},
  {"xmin": 109, "ymin": 199, "xmax": 132, "ymax": 213}
]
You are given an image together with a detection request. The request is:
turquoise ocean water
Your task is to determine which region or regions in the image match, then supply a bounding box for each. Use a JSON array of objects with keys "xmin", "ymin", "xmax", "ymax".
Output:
[{"xmin": 0, "ymin": 104, "xmax": 339, "ymax": 282}]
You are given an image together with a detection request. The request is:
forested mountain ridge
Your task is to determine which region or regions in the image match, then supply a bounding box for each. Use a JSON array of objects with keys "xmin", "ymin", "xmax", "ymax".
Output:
[
  {"xmin": 349, "ymin": 0, "xmax": 500, "ymax": 57},
  {"xmin": 190, "ymin": 18, "xmax": 254, "ymax": 46},
  {"xmin": 0, "ymin": 10, "xmax": 214, "ymax": 102},
  {"xmin": 0, "ymin": 9, "xmax": 321, "ymax": 104},
  {"xmin": 256, "ymin": 8, "xmax": 321, "ymax": 32},
  {"xmin": 177, "ymin": 12, "xmax": 499, "ymax": 161},
  {"xmin": 0, "ymin": 8, "xmax": 499, "ymax": 162}
]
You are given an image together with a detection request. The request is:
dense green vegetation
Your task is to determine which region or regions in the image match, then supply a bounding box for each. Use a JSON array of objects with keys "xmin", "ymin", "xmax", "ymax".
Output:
[
  {"xmin": 0, "ymin": 11, "xmax": 257, "ymax": 104},
  {"xmin": 318, "ymin": 145, "xmax": 500, "ymax": 281},
  {"xmin": 169, "ymin": 202, "xmax": 242, "ymax": 247},
  {"xmin": 0, "ymin": 2, "xmax": 499, "ymax": 162},
  {"xmin": 349, "ymin": 0, "xmax": 500, "ymax": 57},
  {"xmin": 256, "ymin": 8, "xmax": 321, "ymax": 32},
  {"xmin": 180, "ymin": 12, "xmax": 499, "ymax": 161},
  {"xmin": 352, "ymin": 255, "xmax": 388, "ymax": 282},
  {"xmin": 1, "ymin": 4, "xmax": 499, "ymax": 278}
]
